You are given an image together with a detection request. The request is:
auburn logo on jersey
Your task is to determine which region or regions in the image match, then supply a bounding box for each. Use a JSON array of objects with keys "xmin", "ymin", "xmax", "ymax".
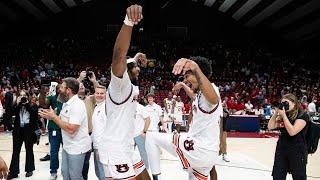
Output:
[
  {"xmin": 184, "ymin": 139, "xmax": 194, "ymax": 151},
  {"xmin": 115, "ymin": 164, "xmax": 129, "ymax": 173}
]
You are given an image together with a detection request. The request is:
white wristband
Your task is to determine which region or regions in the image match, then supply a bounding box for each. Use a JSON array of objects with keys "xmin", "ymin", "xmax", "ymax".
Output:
[{"xmin": 123, "ymin": 15, "xmax": 134, "ymax": 27}]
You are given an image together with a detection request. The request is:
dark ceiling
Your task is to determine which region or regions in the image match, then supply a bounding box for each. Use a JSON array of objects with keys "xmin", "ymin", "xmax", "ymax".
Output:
[{"xmin": 0, "ymin": 0, "xmax": 320, "ymax": 45}]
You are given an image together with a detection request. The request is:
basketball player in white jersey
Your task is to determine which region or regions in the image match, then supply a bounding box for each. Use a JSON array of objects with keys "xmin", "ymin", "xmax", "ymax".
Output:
[
  {"xmin": 146, "ymin": 56, "xmax": 221, "ymax": 180},
  {"xmin": 163, "ymin": 92, "xmax": 175, "ymax": 132},
  {"xmin": 173, "ymin": 96, "xmax": 184, "ymax": 133},
  {"xmin": 97, "ymin": 5, "xmax": 150, "ymax": 180}
]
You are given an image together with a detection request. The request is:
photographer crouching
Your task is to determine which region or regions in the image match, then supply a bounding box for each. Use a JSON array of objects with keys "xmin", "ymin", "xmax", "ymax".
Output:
[
  {"xmin": 268, "ymin": 93, "xmax": 309, "ymax": 180},
  {"xmin": 7, "ymin": 90, "xmax": 40, "ymax": 179}
]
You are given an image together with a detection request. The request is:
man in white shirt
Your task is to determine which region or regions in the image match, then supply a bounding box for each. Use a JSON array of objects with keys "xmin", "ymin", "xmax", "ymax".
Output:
[
  {"xmin": 92, "ymin": 85, "xmax": 107, "ymax": 180},
  {"xmin": 145, "ymin": 93, "xmax": 164, "ymax": 133},
  {"xmin": 308, "ymin": 97, "xmax": 317, "ymax": 116},
  {"xmin": 133, "ymin": 100, "xmax": 151, "ymax": 170},
  {"xmin": 245, "ymin": 100, "xmax": 253, "ymax": 113},
  {"xmin": 146, "ymin": 56, "xmax": 221, "ymax": 180},
  {"xmin": 39, "ymin": 77, "xmax": 91, "ymax": 180},
  {"xmin": 97, "ymin": 4, "xmax": 150, "ymax": 180}
]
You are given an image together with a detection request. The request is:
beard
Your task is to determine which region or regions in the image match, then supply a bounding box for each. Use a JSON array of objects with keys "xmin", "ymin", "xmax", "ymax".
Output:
[
  {"xmin": 131, "ymin": 77, "xmax": 139, "ymax": 86},
  {"xmin": 57, "ymin": 92, "xmax": 68, "ymax": 103}
]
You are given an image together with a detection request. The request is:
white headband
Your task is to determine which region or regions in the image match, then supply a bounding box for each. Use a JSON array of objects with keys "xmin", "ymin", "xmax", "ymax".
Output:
[{"xmin": 127, "ymin": 58, "xmax": 136, "ymax": 64}]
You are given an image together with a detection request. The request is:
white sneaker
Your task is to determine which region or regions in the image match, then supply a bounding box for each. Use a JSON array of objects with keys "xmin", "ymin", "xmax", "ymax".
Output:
[
  {"xmin": 49, "ymin": 173, "xmax": 57, "ymax": 180},
  {"xmin": 222, "ymin": 154, "xmax": 230, "ymax": 162}
]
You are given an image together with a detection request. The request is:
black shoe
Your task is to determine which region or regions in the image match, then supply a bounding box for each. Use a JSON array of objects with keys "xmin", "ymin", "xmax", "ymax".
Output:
[
  {"xmin": 7, "ymin": 173, "xmax": 18, "ymax": 179},
  {"xmin": 40, "ymin": 154, "xmax": 50, "ymax": 161},
  {"xmin": 26, "ymin": 172, "xmax": 33, "ymax": 177}
]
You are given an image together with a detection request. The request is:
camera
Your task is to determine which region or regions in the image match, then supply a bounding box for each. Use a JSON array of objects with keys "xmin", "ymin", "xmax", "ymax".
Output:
[
  {"xmin": 86, "ymin": 71, "xmax": 93, "ymax": 79},
  {"xmin": 177, "ymin": 76, "xmax": 184, "ymax": 83},
  {"xmin": 273, "ymin": 101, "xmax": 289, "ymax": 111},
  {"xmin": 21, "ymin": 97, "xmax": 28, "ymax": 104}
]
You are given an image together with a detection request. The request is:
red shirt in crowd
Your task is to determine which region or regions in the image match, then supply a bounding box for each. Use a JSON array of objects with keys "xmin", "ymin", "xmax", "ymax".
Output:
[
  {"xmin": 227, "ymin": 99, "xmax": 236, "ymax": 110},
  {"xmin": 235, "ymin": 103, "xmax": 245, "ymax": 111},
  {"xmin": 184, "ymin": 103, "xmax": 191, "ymax": 114}
]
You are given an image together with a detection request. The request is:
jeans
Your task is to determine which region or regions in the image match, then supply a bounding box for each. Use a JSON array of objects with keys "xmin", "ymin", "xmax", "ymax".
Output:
[
  {"xmin": 48, "ymin": 129, "xmax": 62, "ymax": 174},
  {"xmin": 93, "ymin": 149, "xmax": 105, "ymax": 180},
  {"xmin": 82, "ymin": 150, "xmax": 91, "ymax": 180},
  {"xmin": 134, "ymin": 135, "xmax": 149, "ymax": 168},
  {"xmin": 61, "ymin": 149, "xmax": 86, "ymax": 180}
]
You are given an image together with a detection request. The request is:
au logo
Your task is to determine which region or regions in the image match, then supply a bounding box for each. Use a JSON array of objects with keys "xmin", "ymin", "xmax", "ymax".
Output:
[
  {"xmin": 115, "ymin": 164, "xmax": 129, "ymax": 173},
  {"xmin": 184, "ymin": 140, "xmax": 194, "ymax": 151}
]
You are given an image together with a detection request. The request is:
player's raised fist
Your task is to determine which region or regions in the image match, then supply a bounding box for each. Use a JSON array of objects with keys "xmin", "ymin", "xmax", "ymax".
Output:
[
  {"xmin": 126, "ymin": 4, "xmax": 143, "ymax": 25},
  {"xmin": 134, "ymin": 52, "xmax": 148, "ymax": 66}
]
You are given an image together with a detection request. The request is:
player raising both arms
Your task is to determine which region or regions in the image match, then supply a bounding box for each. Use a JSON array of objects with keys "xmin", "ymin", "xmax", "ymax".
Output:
[{"xmin": 146, "ymin": 56, "xmax": 221, "ymax": 180}]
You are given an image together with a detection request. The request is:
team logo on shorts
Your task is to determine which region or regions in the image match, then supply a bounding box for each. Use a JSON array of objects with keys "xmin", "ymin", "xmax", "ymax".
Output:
[
  {"xmin": 184, "ymin": 140, "xmax": 194, "ymax": 151},
  {"xmin": 115, "ymin": 164, "xmax": 129, "ymax": 173}
]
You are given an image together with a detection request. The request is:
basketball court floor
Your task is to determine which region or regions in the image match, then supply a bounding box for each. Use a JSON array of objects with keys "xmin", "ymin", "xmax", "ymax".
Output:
[{"xmin": 0, "ymin": 132, "xmax": 319, "ymax": 180}]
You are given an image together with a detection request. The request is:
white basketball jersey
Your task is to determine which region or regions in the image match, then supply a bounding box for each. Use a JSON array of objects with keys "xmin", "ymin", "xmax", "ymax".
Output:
[
  {"xmin": 188, "ymin": 83, "xmax": 221, "ymax": 152},
  {"xmin": 174, "ymin": 101, "xmax": 184, "ymax": 115},
  {"xmin": 99, "ymin": 71, "xmax": 139, "ymax": 165},
  {"xmin": 164, "ymin": 98, "xmax": 173, "ymax": 113}
]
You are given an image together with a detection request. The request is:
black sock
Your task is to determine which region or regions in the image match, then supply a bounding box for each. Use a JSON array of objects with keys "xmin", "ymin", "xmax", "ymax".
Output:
[{"xmin": 152, "ymin": 174, "xmax": 159, "ymax": 180}]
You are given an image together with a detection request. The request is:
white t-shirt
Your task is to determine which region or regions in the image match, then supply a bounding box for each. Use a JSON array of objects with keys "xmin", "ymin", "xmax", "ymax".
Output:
[
  {"xmin": 59, "ymin": 95, "xmax": 92, "ymax": 155},
  {"xmin": 145, "ymin": 103, "xmax": 163, "ymax": 131},
  {"xmin": 134, "ymin": 103, "xmax": 150, "ymax": 137},
  {"xmin": 245, "ymin": 103, "xmax": 253, "ymax": 111},
  {"xmin": 308, "ymin": 102, "xmax": 317, "ymax": 113},
  {"xmin": 99, "ymin": 70, "xmax": 139, "ymax": 165},
  {"xmin": 188, "ymin": 83, "xmax": 221, "ymax": 152},
  {"xmin": 92, "ymin": 100, "xmax": 107, "ymax": 149}
]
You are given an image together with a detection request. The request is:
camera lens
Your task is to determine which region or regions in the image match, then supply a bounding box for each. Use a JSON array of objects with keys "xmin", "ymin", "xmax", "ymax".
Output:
[
  {"xmin": 282, "ymin": 101, "xmax": 289, "ymax": 110},
  {"xmin": 21, "ymin": 97, "xmax": 27, "ymax": 104}
]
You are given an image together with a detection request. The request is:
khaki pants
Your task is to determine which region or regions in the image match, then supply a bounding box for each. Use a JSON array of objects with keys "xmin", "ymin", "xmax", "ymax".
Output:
[{"xmin": 219, "ymin": 118, "xmax": 227, "ymax": 155}]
